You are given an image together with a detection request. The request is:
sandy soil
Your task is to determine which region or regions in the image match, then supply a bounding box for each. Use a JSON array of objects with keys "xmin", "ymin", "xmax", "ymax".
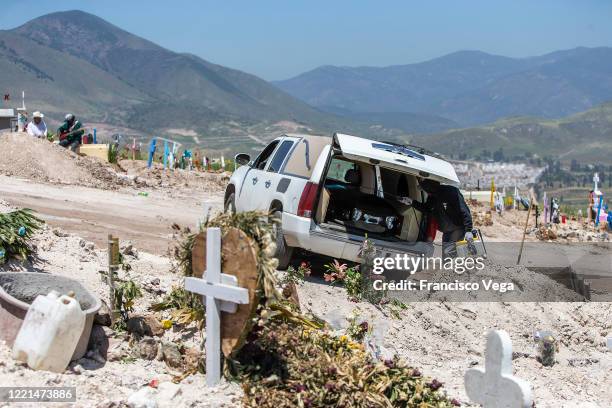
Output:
[
  {"xmin": 296, "ymin": 278, "xmax": 611, "ymax": 407},
  {"xmin": 0, "ymin": 132, "xmax": 610, "ymax": 407},
  {"xmin": 0, "ymin": 200, "xmax": 241, "ymax": 407},
  {"xmin": 0, "ymin": 175, "xmax": 223, "ymax": 254}
]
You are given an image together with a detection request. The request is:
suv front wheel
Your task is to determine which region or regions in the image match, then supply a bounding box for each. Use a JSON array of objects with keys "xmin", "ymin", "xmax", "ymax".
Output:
[{"xmin": 271, "ymin": 210, "xmax": 293, "ymax": 270}]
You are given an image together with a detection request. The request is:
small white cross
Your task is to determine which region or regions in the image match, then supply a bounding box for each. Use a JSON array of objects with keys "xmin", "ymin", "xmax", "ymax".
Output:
[
  {"xmin": 184, "ymin": 228, "xmax": 249, "ymax": 386},
  {"xmin": 465, "ymin": 330, "xmax": 533, "ymax": 408}
]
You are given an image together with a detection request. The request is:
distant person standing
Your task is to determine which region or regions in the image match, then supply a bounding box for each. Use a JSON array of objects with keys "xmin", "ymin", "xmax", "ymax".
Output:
[
  {"xmin": 26, "ymin": 111, "xmax": 48, "ymax": 138},
  {"xmin": 57, "ymin": 113, "xmax": 84, "ymax": 151}
]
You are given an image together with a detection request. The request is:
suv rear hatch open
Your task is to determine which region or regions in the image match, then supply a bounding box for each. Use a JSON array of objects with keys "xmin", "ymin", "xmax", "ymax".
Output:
[
  {"xmin": 303, "ymin": 133, "xmax": 460, "ymax": 260},
  {"xmin": 333, "ymin": 133, "xmax": 460, "ymax": 186}
]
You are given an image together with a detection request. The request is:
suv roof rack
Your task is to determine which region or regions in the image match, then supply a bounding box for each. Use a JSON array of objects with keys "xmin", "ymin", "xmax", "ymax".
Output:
[{"xmin": 381, "ymin": 141, "xmax": 446, "ymax": 160}]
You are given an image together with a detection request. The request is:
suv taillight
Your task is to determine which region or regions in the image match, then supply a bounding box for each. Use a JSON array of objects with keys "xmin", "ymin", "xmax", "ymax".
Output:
[
  {"xmin": 297, "ymin": 182, "xmax": 318, "ymax": 218},
  {"xmin": 426, "ymin": 216, "xmax": 438, "ymax": 242}
]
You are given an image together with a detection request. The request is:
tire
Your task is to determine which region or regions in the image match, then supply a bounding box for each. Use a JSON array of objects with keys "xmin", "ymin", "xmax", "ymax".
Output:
[
  {"xmin": 271, "ymin": 210, "xmax": 293, "ymax": 270},
  {"xmin": 224, "ymin": 192, "xmax": 236, "ymax": 214}
]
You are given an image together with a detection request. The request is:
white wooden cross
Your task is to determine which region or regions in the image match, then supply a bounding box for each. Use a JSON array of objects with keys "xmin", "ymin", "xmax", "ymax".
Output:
[
  {"xmin": 593, "ymin": 172, "xmax": 600, "ymax": 192},
  {"xmin": 465, "ymin": 330, "xmax": 533, "ymax": 408},
  {"xmin": 184, "ymin": 228, "xmax": 249, "ymax": 386}
]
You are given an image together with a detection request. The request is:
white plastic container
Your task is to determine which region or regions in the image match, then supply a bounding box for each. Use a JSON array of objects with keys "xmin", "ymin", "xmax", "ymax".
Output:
[{"xmin": 12, "ymin": 291, "xmax": 86, "ymax": 372}]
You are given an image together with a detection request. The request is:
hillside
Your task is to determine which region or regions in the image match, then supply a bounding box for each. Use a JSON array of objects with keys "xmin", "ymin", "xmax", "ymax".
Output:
[
  {"xmin": 322, "ymin": 106, "xmax": 458, "ymax": 134},
  {"xmin": 409, "ymin": 102, "xmax": 612, "ymax": 164},
  {"xmin": 274, "ymin": 48, "xmax": 612, "ymax": 126},
  {"xmin": 0, "ymin": 10, "xmax": 370, "ymax": 151}
]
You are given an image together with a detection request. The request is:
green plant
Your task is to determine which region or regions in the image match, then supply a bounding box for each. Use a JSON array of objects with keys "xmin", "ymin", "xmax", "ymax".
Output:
[
  {"xmin": 0, "ymin": 208, "xmax": 43, "ymax": 263},
  {"xmin": 112, "ymin": 278, "xmax": 142, "ymax": 330},
  {"xmin": 324, "ymin": 259, "xmax": 348, "ymax": 283},
  {"xmin": 282, "ymin": 261, "xmax": 311, "ymax": 285},
  {"xmin": 119, "ymin": 355, "xmax": 137, "ymax": 364},
  {"xmin": 150, "ymin": 286, "xmax": 205, "ymax": 325},
  {"xmin": 344, "ymin": 266, "xmax": 363, "ymax": 299},
  {"xmin": 388, "ymin": 298, "xmax": 408, "ymax": 319},
  {"xmin": 108, "ymin": 143, "xmax": 119, "ymax": 164},
  {"xmin": 346, "ymin": 313, "xmax": 369, "ymax": 342},
  {"xmin": 323, "ymin": 259, "xmax": 364, "ymax": 299}
]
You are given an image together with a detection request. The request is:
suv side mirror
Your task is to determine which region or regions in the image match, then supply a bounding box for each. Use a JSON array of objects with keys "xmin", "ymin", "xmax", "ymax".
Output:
[{"xmin": 235, "ymin": 153, "xmax": 251, "ymax": 166}]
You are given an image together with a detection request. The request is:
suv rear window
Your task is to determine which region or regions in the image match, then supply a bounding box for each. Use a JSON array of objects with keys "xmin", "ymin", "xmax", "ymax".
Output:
[
  {"xmin": 326, "ymin": 157, "xmax": 356, "ymax": 182},
  {"xmin": 268, "ymin": 140, "xmax": 294, "ymax": 173},
  {"xmin": 283, "ymin": 135, "xmax": 331, "ymax": 178}
]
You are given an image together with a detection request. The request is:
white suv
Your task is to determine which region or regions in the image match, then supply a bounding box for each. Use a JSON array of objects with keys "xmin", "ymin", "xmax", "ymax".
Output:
[{"xmin": 225, "ymin": 133, "xmax": 460, "ymax": 268}]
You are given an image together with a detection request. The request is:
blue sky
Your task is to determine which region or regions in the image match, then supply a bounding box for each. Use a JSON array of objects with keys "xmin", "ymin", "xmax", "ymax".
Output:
[{"xmin": 1, "ymin": 0, "xmax": 611, "ymax": 80}]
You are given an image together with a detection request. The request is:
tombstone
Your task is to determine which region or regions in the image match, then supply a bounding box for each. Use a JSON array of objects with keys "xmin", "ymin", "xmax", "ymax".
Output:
[
  {"xmin": 185, "ymin": 227, "xmax": 259, "ymax": 386},
  {"xmin": 465, "ymin": 330, "xmax": 533, "ymax": 408},
  {"xmin": 184, "ymin": 228, "xmax": 249, "ymax": 386},
  {"xmin": 191, "ymin": 227, "xmax": 260, "ymax": 356}
]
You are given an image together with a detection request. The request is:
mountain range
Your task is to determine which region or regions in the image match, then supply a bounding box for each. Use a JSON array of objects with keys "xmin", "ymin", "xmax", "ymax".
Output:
[
  {"xmin": 409, "ymin": 102, "xmax": 612, "ymax": 164},
  {"xmin": 0, "ymin": 10, "xmax": 368, "ymax": 151},
  {"xmin": 275, "ymin": 48, "xmax": 612, "ymax": 127},
  {"xmin": 1, "ymin": 10, "xmax": 611, "ymax": 161}
]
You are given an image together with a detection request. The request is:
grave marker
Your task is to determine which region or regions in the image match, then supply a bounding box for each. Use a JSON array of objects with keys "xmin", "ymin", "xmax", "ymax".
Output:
[
  {"xmin": 465, "ymin": 330, "xmax": 532, "ymax": 408},
  {"xmin": 184, "ymin": 228, "xmax": 250, "ymax": 386}
]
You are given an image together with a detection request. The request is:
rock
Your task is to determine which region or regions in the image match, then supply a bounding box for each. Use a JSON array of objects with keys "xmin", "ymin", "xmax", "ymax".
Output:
[
  {"xmin": 161, "ymin": 342, "xmax": 183, "ymax": 369},
  {"xmin": 121, "ymin": 242, "xmax": 139, "ymax": 259},
  {"xmin": 96, "ymin": 400, "xmax": 120, "ymax": 408},
  {"xmin": 127, "ymin": 387, "xmax": 157, "ymax": 408},
  {"xmin": 182, "ymin": 346, "xmax": 202, "ymax": 371},
  {"xmin": 79, "ymin": 239, "xmax": 86, "ymax": 247},
  {"xmin": 127, "ymin": 315, "xmax": 164, "ymax": 338},
  {"xmin": 52, "ymin": 228, "xmax": 69, "ymax": 237},
  {"xmin": 107, "ymin": 338, "xmax": 129, "ymax": 362},
  {"xmin": 143, "ymin": 315, "xmax": 164, "ymax": 337},
  {"xmin": 138, "ymin": 337, "xmax": 158, "ymax": 360},
  {"xmin": 94, "ymin": 300, "xmax": 112, "ymax": 326},
  {"xmin": 127, "ymin": 316, "xmax": 148, "ymax": 337}
]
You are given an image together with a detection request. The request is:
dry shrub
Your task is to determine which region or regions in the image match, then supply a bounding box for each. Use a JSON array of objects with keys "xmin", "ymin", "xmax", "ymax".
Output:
[{"xmin": 235, "ymin": 305, "xmax": 459, "ymax": 408}]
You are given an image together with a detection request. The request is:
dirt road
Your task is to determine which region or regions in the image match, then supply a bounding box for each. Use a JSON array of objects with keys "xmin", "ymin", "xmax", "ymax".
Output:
[{"xmin": 0, "ymin": 176, "xmax": 224, "ymax": 253}]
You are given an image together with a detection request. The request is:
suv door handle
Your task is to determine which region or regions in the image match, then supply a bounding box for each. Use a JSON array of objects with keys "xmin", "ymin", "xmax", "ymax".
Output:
[{"xmin": 252, "ymin": 177, "xmax": 258, "ymax": 185}]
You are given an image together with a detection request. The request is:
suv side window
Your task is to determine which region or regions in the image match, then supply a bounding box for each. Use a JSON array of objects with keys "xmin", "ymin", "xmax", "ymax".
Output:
[
  {"xmin": 267, "ymin": 140, "xmax": 294, "ymax": 173},
  {"xmin": 326, "ymin": 157, "xmax": 356, "ymax": 182},
  {"xmin": 253, "ymin": 141, "xmax": 279, "ymax": 170}
]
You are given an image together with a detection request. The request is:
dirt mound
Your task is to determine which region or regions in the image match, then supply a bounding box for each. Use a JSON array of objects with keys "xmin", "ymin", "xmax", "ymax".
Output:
[
  {"xmin": 118, "ymin": 159, "xmax": 229, "ymax": 192},
  {"xmin": 0, "ymin": 132, "xmax": 129, "ymax": 189},
  {"xmin": 297, "ymin": 277, "xmax": 611, "ymax": 406}
]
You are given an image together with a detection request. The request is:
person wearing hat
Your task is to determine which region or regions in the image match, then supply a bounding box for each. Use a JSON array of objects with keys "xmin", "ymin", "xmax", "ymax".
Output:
[{"xmin": 27, "ymin": 111, "xmax": 48, "ymax": 138}]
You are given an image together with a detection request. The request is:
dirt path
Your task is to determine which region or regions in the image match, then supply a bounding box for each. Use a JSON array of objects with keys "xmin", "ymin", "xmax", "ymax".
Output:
[{"xmin": 0, "ymin": 176, "xmax": 224, "ymax": 253}]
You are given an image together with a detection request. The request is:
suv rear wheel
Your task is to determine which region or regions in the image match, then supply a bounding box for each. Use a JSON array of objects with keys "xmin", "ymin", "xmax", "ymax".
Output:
[
  {"xmin": 224, "ymin": 192, "xmax": 236, "ymax": 213},
  {"xmin": 271, "ymin": 210, "xmax": 293, "ymax": 270}
]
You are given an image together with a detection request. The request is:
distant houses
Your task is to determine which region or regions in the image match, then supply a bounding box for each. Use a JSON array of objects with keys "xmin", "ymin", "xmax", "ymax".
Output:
[{"xmin": 0, "ymin": 108, "xmax": 17, "ymax": 131}]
